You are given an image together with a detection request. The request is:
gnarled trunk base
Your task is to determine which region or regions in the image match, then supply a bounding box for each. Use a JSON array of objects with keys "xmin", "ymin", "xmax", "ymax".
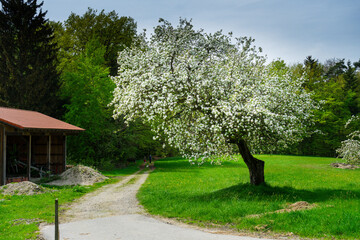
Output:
[{"xmin": 236, "ymin": 139, "xmax": 265, "ymax": 185}]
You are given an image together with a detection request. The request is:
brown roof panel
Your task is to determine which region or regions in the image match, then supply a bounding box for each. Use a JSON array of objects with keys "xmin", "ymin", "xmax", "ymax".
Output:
[{"xmin": 0, "ymin": 107, "xmax": 84, "ymax": 131}]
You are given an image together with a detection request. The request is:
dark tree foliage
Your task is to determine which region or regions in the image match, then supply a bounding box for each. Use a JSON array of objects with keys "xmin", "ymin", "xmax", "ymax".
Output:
[
  {"xmin": 53, "ymin": 8, "xmax": 138, "ymax": 76},
  {"xmin": 0, "ymin": 0, "xmax": 61, "ymax": 117},
  {"xmin": 324, "ymin": 58, "xmax": 347, "ymax": 79},
  {"xmin": 304, "ymin": 55, "xmax": 318, "ymax": 69},
  {"xmin": 303, "ymin": 56, "xmax": 324, "ymax": 91}
]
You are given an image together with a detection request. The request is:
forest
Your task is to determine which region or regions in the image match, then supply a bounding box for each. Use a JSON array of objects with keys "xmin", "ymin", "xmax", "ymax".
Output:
[{"xmin": 0, "ymin": 1, "xmax": 359, "ymax": 170}]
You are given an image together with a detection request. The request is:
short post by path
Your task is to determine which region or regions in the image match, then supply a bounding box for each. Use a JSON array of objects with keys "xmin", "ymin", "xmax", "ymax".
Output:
[{"xmin": 55, "ymin": 198, "xmax": 59, "ymax": 240}]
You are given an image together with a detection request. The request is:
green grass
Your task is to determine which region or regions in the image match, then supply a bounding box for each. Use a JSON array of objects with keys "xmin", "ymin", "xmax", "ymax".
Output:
[
  {"xmin": 137, "ymin": 155, "xmax": 360, "ymax": 239},
  {"xmin": 0, "ymin": 162, "xmax": 142, "ymax": 240}
]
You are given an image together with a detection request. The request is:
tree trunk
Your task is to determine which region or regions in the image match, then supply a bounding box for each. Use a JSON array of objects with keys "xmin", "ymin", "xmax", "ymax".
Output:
[{"xmin": 236, "ymin": 139, "xmax": 265, "ymax": 185}]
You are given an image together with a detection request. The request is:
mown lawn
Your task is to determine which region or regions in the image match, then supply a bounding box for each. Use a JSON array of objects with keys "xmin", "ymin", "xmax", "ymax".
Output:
[
  {"xmin": 0, "ymin": 161, "xmax": 142, "ymax": 240},
  {"xmin": 137, "ymin": 155, "xmax": 360, "ymax": 239}
]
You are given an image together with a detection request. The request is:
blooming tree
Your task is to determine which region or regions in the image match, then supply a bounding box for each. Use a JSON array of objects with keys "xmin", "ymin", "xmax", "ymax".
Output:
[
  {"xmin": 111, "ymin": 19, "xmax": 315, "ymax": 185},
  {"xmin": 337, "ymin": 116, "xmax": 360, "ymax": 165}
]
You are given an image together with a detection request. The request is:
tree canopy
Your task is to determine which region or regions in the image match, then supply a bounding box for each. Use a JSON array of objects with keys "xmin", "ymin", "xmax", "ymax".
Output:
[
  {"xmin": 111, "ymin": 19, "xmax": 316, "ymax": 185},
  {"xmin": 52, "ymin": 8, "xmax": 138, "ymax": 75}
]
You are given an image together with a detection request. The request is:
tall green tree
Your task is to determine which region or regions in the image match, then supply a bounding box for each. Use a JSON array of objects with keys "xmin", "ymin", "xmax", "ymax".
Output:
[
  {"xmin": 61, "ymin": 39, "xmax": 171, "ymax": 166},
  {"xmin": 52, "ymin": 8, "xmax": 138, "ymax": 75},
  {"xmin": 55, "ymin": 10, "xmax": 170, "ymax": 165},
  {"xmin": 61, "ymin": 39, "xmax": 115, "ymax": 165},
  {"xmin": 303, "ymin": 56, "xmax": 324, "ymax": 91},
  {"xmin": 0, "ymin": 0, "xmax": 61, "ymax": 117}
]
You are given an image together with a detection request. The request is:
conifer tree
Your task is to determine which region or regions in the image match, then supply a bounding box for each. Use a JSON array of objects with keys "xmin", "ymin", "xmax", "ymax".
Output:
[{"xmin": 0, "ymin": 0, "xmax": 61, "ymax": 117}]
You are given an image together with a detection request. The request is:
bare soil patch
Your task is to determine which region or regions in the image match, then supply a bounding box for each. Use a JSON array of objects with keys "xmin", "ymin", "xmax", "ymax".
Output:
[
  {"xmin": 275, "ymin": 201, "xmax": 317, "ymax": 213},
  {"xmin": 0, "ymin": 181, "xmax": 51, "ymax": 195},
  {"xmin": 331, "ymin": 162, "xmax": 359, "ymax": 169},
  {"xmin": 47, "ymin": 165, "xmax": 108, "ymax": 186},
  {"xmin": 247, "ymin": 201, "xmax": 317, "ymax": 218}
]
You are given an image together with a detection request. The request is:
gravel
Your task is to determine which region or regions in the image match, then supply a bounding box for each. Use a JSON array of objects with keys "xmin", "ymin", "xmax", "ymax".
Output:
[
  {"xmin": 60, "ymin": 170, "xmax": 147, "ymax": 222},
  {"xmin": 47, "ymin": 165, "xmax": 108, "ymax": 186},
  {"xmin": 0, "ymin": 181, "xmax": 50, "ymax": 195}
]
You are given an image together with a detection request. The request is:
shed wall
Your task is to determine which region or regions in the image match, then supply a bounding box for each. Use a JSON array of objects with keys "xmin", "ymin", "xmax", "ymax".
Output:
[{"xmin": 32, "ymin": 135, "xmax": 65, "ymax": 174}]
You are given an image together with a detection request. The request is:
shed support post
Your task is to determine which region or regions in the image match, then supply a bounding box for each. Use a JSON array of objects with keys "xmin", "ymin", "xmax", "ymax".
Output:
[
  {"xmin": 2, "ymin": 127, "xmax": 6, "ymax": 185},
  {"xmin": 0, "ymin": 127, "xmax": 2, "ymax": 185},
  {"xmin": 47, "ymin": 135, "xmax": 51, "ymax": 173},
  {"xmin": 64, "ymin": 136, "xmax": 67, "ymax": 172},
  {"xmin": 28, "ymin": 135, "xmax": 32, "ymax": 180}
]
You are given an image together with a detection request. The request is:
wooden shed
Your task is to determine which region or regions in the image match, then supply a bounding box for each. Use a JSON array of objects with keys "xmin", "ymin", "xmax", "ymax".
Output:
[{"xmin": 0, "ymin": 107, "xmax": 84, "ymax": 185}]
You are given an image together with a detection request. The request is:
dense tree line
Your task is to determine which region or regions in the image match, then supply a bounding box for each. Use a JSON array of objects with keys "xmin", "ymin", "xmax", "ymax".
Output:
[
  {"xmin": 281, "ymin": 56, "xmax": 360, "ymax": 157},
  {"xmin": 0, "ymin": 0, "xmax": 358, "ymax": 169}
]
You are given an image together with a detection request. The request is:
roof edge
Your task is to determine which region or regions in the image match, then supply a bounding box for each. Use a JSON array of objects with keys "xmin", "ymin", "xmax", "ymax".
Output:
[{"xmin": 0, "ymin": 118, "xmax": 24, "ymax": 129}]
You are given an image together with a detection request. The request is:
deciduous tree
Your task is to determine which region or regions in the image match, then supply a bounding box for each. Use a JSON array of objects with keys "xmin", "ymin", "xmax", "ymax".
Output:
[
  {"xmin": 52, "ymin": 8, "xmax": 138, "ymax": 75},
  {"xmin": 111, "ymin": 19, "xmax": 315, "ymax": 185},
  {"xmin": 60, "ymin": 39, "xmax": 114, "ymax": 164}
]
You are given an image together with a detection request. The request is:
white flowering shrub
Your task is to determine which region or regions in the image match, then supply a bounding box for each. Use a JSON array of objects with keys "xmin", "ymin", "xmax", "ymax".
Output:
[
  {"xmin": 337, "ymin": 116, "xmax": 360, "ymax": 165},
  {"xmin": 111, "ymin": 19, "xmax": 316, "ymax": 184}
]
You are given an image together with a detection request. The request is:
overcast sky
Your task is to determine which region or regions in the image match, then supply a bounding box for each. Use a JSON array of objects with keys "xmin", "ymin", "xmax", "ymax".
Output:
[{"xmin": 42, "ymin": 0, "xmax": 360, "ymax": 65}]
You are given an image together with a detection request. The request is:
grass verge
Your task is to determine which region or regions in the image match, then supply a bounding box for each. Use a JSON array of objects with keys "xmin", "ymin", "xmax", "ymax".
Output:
[
  {"xmin": 137, "ymin": 155, "xmax": 360, "ymax": 239},
  {"xmin": 0, "ymin": 160, "xmax": 142, "ymax": 240}
]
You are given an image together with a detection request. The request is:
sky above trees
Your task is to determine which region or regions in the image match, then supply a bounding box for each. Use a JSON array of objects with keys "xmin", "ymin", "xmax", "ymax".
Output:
[{"xmin": 42, "ymin": 0, "xmax": 360, "ymax": 64}]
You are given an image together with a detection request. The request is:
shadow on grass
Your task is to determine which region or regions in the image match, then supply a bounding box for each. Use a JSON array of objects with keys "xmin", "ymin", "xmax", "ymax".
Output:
[
  {"xmin": 153, "ymin": 158, "xmax": 246, "ymax": 173},
  {"xmin": 196, "ymin": 183, "xmax": 360, "ymax": 203}
]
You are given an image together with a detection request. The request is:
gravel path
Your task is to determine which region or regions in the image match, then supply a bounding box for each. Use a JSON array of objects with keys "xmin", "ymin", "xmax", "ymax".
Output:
[
  {"xmin": 60, "ymin": 170, "xmax": 148, "ymax": 222},
  {"xmin": 40, "ymin": 168, "xmax": 274, "ymax": 240}
]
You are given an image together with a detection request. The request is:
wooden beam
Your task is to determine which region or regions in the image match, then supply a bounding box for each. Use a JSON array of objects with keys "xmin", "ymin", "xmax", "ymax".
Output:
[
  {"xmin": 63, "ymin": 136, "xmax": 67, "ymax": 172},
  {"xmin": 28, "ymin": 135, "xmax": 32, "ymax": 180},
  {"xmin": 2, "ymin": 127, "xmax": 6, "ymax": 185},
  {"xmin": 47, "ymin": 135, "xmax": 51, "ymax": 173},
  {"xmin": 0, "ymin": 127, "xmax": 3, "ymax": 185}
]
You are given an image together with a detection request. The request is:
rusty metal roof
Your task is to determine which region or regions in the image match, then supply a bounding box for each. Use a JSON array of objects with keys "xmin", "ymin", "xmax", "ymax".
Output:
[{"xmin": 0, "ymin": 107, "xmax": 84, "ymax": 132}]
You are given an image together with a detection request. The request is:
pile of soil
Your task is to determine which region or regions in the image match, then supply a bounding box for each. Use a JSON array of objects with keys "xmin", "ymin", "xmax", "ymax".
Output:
[
  {"xmin": 48, "ymin": 165, "xmax": 108, "ymax": 186},
  {"xmin": 331, "ymin": 162, "xmax": 360, "ymax": 169},
  {"xmin": 247, "ymin": 201, "xmax": 317, "ymax": 218},
  {"xmin": 0, "ymin": 181, "xmax": 50, "ymax": 196},
  {"xmin": 275, "ymin": 201, "xmax": 317, "ymax": 213}
]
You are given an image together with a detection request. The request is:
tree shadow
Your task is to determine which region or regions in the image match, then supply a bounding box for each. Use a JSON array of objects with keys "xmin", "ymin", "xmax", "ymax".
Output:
[
  {"xmin": 195, "ymin": 183, "xmax": 360, "ymax": 203},
  {"xmin": 152, "ymin": 158, "xmax": 246, "ymax": 173}
]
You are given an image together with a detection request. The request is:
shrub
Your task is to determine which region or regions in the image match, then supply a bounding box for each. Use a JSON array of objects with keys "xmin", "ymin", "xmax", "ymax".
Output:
[{"xmin": 337, "ymin": 130, "xmax": 360, "ymax": 165}]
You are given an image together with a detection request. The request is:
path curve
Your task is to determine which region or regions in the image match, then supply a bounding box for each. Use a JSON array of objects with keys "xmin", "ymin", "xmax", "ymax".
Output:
[
  {"xmin": 40, "ymin": 169, "xmax": 274, "ymax": 240},
  {"xmin": 60, "ymin": 170, "xmax": 148, "ymax": 222}
]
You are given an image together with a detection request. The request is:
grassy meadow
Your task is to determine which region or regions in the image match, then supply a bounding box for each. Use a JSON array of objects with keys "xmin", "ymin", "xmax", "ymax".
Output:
[
  {"xmin": 137, "ymin": 155, "xmax": 360, "ymax": 239},
  {"xmin": 0, "ymin": 161, "xmax": 142, "ymax": 240}
]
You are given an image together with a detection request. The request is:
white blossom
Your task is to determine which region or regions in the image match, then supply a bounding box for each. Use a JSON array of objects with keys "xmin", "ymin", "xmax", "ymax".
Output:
[
  {"xmin": 110, "ymin": 19, "xmax": 316, "ymax": 162},
  {"xmin": 337, "ymin": 116, "xmax": 360, "ymax": 165}
]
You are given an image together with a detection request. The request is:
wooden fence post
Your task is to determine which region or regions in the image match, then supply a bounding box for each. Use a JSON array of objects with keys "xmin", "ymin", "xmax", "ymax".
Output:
[{"xmin": 55, "ymin": 198, "xmax": 59, "ymax": 240}]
